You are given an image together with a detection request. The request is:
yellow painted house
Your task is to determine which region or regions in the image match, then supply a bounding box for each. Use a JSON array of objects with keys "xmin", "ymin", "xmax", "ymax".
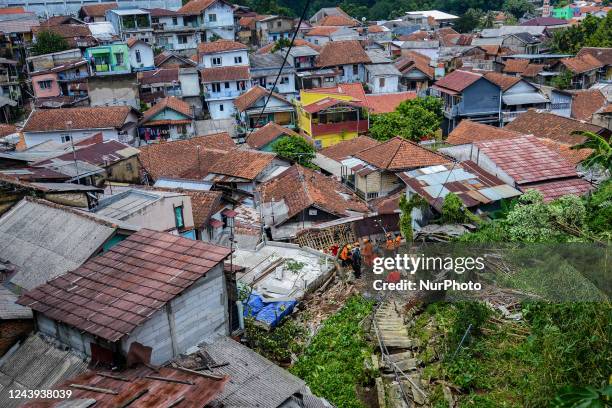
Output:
[{"xmin": 295, "ymin": 84, "xmax": 370, "ymax": 148}]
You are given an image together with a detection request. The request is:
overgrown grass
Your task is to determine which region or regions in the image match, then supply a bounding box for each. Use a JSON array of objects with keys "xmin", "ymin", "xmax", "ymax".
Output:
[
  {"xmin": 413, "ymin": 301, "xmax": 611, "ymax": 408},
  {"xmin": 290, "ymin": 296, "xmax": 374, "ymax": 408}
]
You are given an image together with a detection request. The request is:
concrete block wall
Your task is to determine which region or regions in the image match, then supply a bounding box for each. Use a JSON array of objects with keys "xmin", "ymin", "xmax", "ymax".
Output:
[{"xmin": 122, "ymin": 306, "xmax": 174, "ymax": 364}]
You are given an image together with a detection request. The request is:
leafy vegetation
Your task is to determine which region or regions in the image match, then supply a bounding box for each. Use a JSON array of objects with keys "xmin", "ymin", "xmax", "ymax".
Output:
[
  {"xmin": 571, "ymin": 130, "xmax": 612, "ymax": 172},
  {"xmin": 415, "ymin": 300, "xmax": 611, "ymax": 407},
  {"xmin": 551, "ymin": 13, "xmax": 612, "ymax": 53},
  {"xmin": 31, "ymin": 31, "xmax": 69, "ymax": 56},
  {"xmin": 369, "ymin": 96, "xmax": 443, "ymax": 141},
  {"xmin": 271, "ymin": 135, "xmax": 316, "ymax": 167},
  {"xmin": 291, "ymin": 296, "xmax": 374, "ymax": 408},
  {"xmin": 398, "ymin": 194, "xmax": 427, "ymax": 242},
  {"xmin": 245, "ymin": 317, "xmax": 306, "ymax": 362}
]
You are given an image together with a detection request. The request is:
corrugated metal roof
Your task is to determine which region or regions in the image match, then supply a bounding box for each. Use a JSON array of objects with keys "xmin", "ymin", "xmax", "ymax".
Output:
[
  {"xmin": 0, "ymin": 198, "xmax": 117, "ymax": 291},
  {"xmin": 502, "ymin": 92, "xmax": 548, "ymax": 105},
  {"xmin": 0, "ymin": 334, "xmax": 88, "ymax": 408},
  {"xmin": 0, "ymin": 286, "xmax": 31, "ymax": 320}
]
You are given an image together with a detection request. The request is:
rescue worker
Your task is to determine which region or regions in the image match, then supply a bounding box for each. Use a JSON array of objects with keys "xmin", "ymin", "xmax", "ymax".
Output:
[
  {"xmin": 339, "ymin": 243, "xmax": 352, "ymax": 270},
  {"xmin": 362, "ymin": 238, "xmax": 374, "ymax": 267},
  {"xmin": 385, "ymin": 233, "xmax": 395, "ymax": 257},
  {"xmin": 351, "ymin": 242, "xmax": 362, "ymax": 279},
  {"xmin": 394, "ymin": 233, "xmax": 402, "ymax": 253}
]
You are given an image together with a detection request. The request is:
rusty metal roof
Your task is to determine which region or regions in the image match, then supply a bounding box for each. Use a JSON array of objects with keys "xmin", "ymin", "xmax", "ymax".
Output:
[
  {"xmin": 398, "ymin": 160, "xmax": 521, "ymax": 211},
  {"xmin": 17, "ymin": 229, "xmax": 231, "ymax": 342},
  {"xmin": 22, "ymin": 364, "xmax": 228, "ymax": 408}
]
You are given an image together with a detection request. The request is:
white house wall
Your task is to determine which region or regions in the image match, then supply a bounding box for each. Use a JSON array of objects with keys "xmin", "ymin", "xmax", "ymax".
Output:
[
  {"xmin": 129, "ymin": 43, "xmax": 154, "ymax": 70},
  {"xmin": 201, "ymin": 50, "xmax": 248, "ymax": 68}
]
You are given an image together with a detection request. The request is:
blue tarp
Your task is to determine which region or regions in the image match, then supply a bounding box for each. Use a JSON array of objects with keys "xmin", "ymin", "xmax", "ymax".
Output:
[{"xmin": 243, "ymin": 291, "xmax": 297, "ymax": 328}]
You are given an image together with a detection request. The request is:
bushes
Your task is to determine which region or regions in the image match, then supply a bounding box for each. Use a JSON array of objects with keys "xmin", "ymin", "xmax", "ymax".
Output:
[
  {"xmin": 291, "ymin": 296, "xmax": 374, "ymax": 408},
  {"xmin": 245, "ymin": 317, "xmax": 306, "ymax": 362}
]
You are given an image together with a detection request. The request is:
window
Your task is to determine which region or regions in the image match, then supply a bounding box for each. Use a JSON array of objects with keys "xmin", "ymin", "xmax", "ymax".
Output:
[
  {"xmin": 208, "ymin": 13, "xmax": 217, "ymax": 22},
  {"xmin": 277, "ymin": 21, "xmax": 282, "ymax": 27},
  {"xmin": 280, "ymin": 76, "xmax": 289, "ymax": 84},
  {"xmin": 172, "ymin": 16, "xmax": 178, "ymax": 25},
  {"xmin": 174, "ymin": 206, "xmax": 185, "ymax": 229},
  {"xmin": 352, "ymin": 64, "xmax": 358, "ymax": 75},
  {"xmin": 234, "ymin": 56, "xmax": 242, "ymax": 64},
  {"xmin": 219, "ymin": 103, "xmax": 224, "ymax": 111},
  {"xmin": 60, "ymin": 134, "xmax": 72, "ymax": 143},
  {"xmin": 38, "ymin": 80, "xmax": 52, "ymax": 89},
  {"xmin": 211, "ymin": 83, "xmax": 221, "ymax": 92},
  {"xmin": 224, "ymin": 82, "xmax": 230, "ymax": 88},
  {"xmin": 178, "ymin": 35, "xmax": 188, "ymax": 44},
  {"xmin": 135, "ymin": 49, "xmax": 141, "ymax": 63},
  {"xmin": 324, "ymin": 76, "xmax": 334, "ymax": 83},
  {"xmin": 212, "ymin": 57, "xmax": 222, "ymax": 66},
  {"xmin": 126, "ymin": 162, "xmax": 133, "ymax": 172},
  {"xmin": 115, "ymin": 52, "xmax": 124, "ymax": 65},
  {"xmin": 237, "ymin": 81, "xmax": 245, "ymax": 90},
  {"xmin": 314, "ymin": 39, "xmax": 319, "ymax": 45},
  {"xmin": 379, "ymin": 77, "xmax": 385, "ymax": 87}
]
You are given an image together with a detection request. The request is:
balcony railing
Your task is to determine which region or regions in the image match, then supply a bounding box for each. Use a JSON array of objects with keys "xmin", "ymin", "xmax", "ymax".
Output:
[
  {"xmin": 57, "ymin": 72, "xmax": 89, "ymax": 81},
  {"xmin": 204, "ymin": 89, "xmax": 243, "ymax": 99},
  {"xmin": 502, "ymin": 110, "xmax": 527, "ymax": 122},
  {"xmin": 311, "ymin": 119, "xmax": 368, "ymax": 137},
  {"xmin": 93, "ymin": 64, "xmax": 130, "ymax": 75}
]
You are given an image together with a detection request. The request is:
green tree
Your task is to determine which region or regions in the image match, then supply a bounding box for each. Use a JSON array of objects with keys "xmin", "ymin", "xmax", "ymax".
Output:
[
  {"xmin": 570, "ymin": 130, "xmax": 612, "ymax": 172},
  {"xmin": 441, "ymin": 192, "xmax": 469, "ymax": 223},
  {"xmin": 586, "ymin": 9, "xmax": 612, "ymax": 47},
  {"xmin": 455, "ymin": 8, "xmax": 484, "ymax": 33},
  {"xmin": 369, "ymin": 96, "xmax": 443, "ymax": 141},
  {"xmin": 502, "ymin": 0, "xmax": 535, "ymax": 18},
  {"xmin": 271, "ymin": 37, "xmax": 292, "ymax": 53},
  {"xmin": 551, "ymin": 14, "xmax": 602, "ymax": 53},
  {"xmin": 271, "ymin": 135, "xmax": 315, "ymax": 166},
  {"xmin": 482, "ymin": 11, "xmax": 497, "ymax": 28},
  {"xmin": 552, "ymin": 69, "xmax": 574, "ymax": 90},
  {"xmin": 31, "ymin": 30, "xmax": 69, "ymax": 56}
]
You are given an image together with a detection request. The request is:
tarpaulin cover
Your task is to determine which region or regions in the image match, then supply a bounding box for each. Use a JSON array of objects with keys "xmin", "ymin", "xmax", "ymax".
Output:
[{"xmin": 243, "ymin": 291, "xmax": 297, "ymax": 328}]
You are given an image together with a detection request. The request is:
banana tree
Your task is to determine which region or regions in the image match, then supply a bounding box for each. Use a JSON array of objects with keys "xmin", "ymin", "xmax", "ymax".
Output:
[{"xmin": 571, "ymin": 130, "xmax": 612, "ymax": 173}]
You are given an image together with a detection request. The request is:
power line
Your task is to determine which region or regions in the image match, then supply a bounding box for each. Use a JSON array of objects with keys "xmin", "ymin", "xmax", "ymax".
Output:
[{"xmin": 243, "ymin": 0, "xmax": 312, "ymax": 143}]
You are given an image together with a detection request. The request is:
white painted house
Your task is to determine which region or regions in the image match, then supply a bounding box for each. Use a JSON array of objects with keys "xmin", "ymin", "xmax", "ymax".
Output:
[
  {"xmin": 18, "ymin": 229, "xmax": 233, "ymax": 365},
  {"xmin": 199, "ymin": 40, "xmax": 251, "ymax": 120},
  {"xmin": 127, "ymin": 39, "xmax": 155, "ymax": 71},
  {"xmin": 178, "ymin": 0, "xmax": 235, "ymax": 42},
  {"xmin": 22, "ymin": 106, "xmax": 140, "ymax": 148},
  {"xmin": 366, "ymin": 63, "xmax": 401, "ymax": 93},
  {"xmin": 151, "ymin": 10, "xmax": 199, "ymax": 52}
]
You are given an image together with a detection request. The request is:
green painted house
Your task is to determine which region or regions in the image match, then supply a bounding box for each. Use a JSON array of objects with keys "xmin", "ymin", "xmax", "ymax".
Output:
[
  {"xmin": 85, "ymin": 43, "xmax": 131, "ymax": 75},
  {"xmin": 552, "ymin": 6, "xmax": 576, "ymax": 20}
]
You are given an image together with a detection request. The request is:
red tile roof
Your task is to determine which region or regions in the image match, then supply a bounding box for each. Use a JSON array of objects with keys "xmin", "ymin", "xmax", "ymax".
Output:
[
  {"xmin": 316, "ymin": 15, "xmax": 357, "ymax": 26},
  {"xmin": 367, "ymin": 25, "xmax": 386, "ymax": 33},
  {"xmin": 302, "ymin": 97, "xmax": 366, "ymax": 114},
  {"xmin": 483, "ymin": 72, "xmax": 522, "ymax": 91},
  {"xmin": 503, "ymin": 59, "xmax": 530, "ymax": 74},
  {"xmin": 446, "ymin": 120, "xmax": 524, "ymax": 145},
  {"xmin": 246, "ymin": 122, "xmax": 300, "ymax": 149},
  {"xmin": 394, "ymin": 52, "xmax": 435, "ymax": 79},
  {"xmin": 141, "ymin": 96, "xmax": 193, "ymax": 124},
  {"xmin": 576, "ymin": 47, "xmax": 612, "ymax": 66},
  {"xmin": 319, "ymin": 136, "xmax": 380, "ymax": 161},
  {"xmin": 138, "ymin": 68, "xmax": 179, "ymax": 84},
  {"xmin": 183, "ymin": 190, "xmax": 223, "ymax": 227},
  {"xmin": 17, "ymin": 229, "xmax": 231, "ymax": 342},
  {"xmin": 197, "ymin": 39, "xmax": 247, "ymax": 54},
  {"xmin": 303, "ymin": 82, "xmax": 367, "ymax": 101},
  {"xmin": 537, "ymin": 137, "xmax": 592, "ymax": 166},
  {"xmin": 569, "ymin": 89, "xmax": 606, "ymax": 121},
  {"xmin": 32, "ymin": 24, "xmax": 96, "ymax": 48},
  {"xmin": 139, "ymin": 133, "xmax": 235, "ymax": 180},
  {"xmin": 178, "ymin": 0, "xmax": 224, "ymax": 15},
  {"xmin": 522, "ymin": 63, "xmax": 545, "ymax": 77},
  {"xmin": 505, "ymin": 109, "xmax": 606, "ymax": 145},
  {"xmin": 525, "ymin": 178, "xmax": 593, "ymax": 202},
  {"xmin": 304, "ymin": 26, "xmax": 339, "ymax": 37},
  {"xmin": 433, "ymin": 70, "xmax": 483, "ymax": 93},
  {"xmin": 23, "ymin": 365, "xmax": 228, "ymax": 408},
  {"xmin": 316, "ymin": 40, "xmax": 371, "ymax": 67},
  {"xmin": 79, "ymin": 2, "xmax": 117, "ymax": 17},
  {"xmin": 259, "ymin": 164, "xmax": 368, "ymax": 223},
  {"xmin": 207, "ymin": 149, "xmax": 276, "ymax": 180},
  {"xmin": 355, "ymin": 137, "xmax": 451, "ymax": 171},
  {"xmin": 475, "ymin": 135, "xmax": 577, "ymax": 184},
  {"xmin": 200, "ymin": 65, "xmax": 251, "ymax": 82},
  {"xmin": 0, "ymin": 124, "xmax": 17, "ymax": 138},
  {"xmin": 23, "ymin": 106, "xmax": 134, "ymax": 132},
  {"xmin": 365, "ymin": 92, "xmax": 417, "ymax": 114},
  {"xmin": 0, "ymin": 7, "xmax": 25, "ymax": 14},
  {"xmin": 560, "ymin": 53, "xmax": 604, "ymax": 74},
  {"xmin": 233, "ymin": 85, "xmax": 287, "ymax": 112}
]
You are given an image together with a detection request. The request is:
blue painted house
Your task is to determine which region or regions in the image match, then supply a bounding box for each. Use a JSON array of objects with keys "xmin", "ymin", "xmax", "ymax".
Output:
[
  {"xmin": 432, "ymin": 70, "xmax": 502, "ymax": 135},
  {"xmin": 138, "ymin": 96, "xmax": 194, "ymax": 142}
]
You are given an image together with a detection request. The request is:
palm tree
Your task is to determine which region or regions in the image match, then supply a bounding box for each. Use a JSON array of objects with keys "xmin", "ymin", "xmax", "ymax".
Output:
[{"xmin": 570, "ymin": 130, "xmax": 612, "ymax": 172}]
